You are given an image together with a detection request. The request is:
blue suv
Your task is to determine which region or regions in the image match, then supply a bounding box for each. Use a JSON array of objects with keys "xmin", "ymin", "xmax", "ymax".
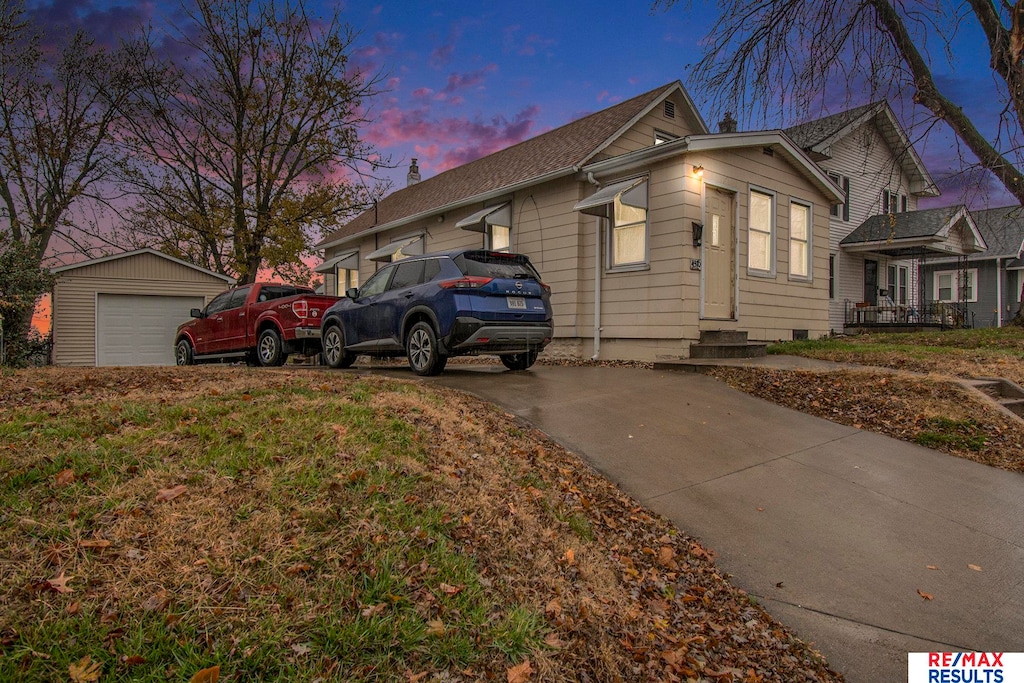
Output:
[{"xmin": 320, "ymin": 249, "xmax": 553, "ymax": 375}]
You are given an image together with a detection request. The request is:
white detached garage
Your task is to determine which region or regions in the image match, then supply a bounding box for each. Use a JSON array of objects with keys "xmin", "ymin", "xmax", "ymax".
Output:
[{"xmin": 52, "ymin": 249, "xmax": 235, "ymax": 366}]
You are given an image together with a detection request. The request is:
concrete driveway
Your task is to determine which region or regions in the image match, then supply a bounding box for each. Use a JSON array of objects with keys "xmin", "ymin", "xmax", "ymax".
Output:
[{"xmin": 387, "ymin": 363, "xmax": 1024, "ymax": 682}]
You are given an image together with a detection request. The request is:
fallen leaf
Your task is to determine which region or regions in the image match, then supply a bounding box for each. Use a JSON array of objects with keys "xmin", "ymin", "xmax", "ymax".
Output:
[
  {"xmin": 562, "ymin": 548, "xmax": 575, "ymax": 565},
  {"xmin": 439, "ymin": 583, "xmax": 463, "ymax": 596},
  {"xmin": 47, "ymin": 570, "xmax": 73, "ymax": 594},
  {"xmin": 122, "ymin": 655, "xmax": 146, "ymax": 666},
  {"xmin": 543, "ymin": 632, "xmax": 565, "ymax": 649},
  {"xmin": 926, "ymin": 565, "xmax": 939, "ymax": 570},
  {"xmin": 67, "ymin": 601, "xmax": 81, "ymax": 615},
  {"xmin": 545, "ymin": 598, "xmax": 562, "ymax": 618},
  {"xmin": 155, "ymin": 485, "xmax": 187, "ymax": 502},
  {"xmin": 291, "ymin": 643, "xmax": 310, "ymax": 655},
  {"xmin": 285, "ymin": 563, "xmax": 312, "ymax": 576},
  {"xmin": 405, "ymin": 671, "xmax": 428, "ymax": 683},
  {"xmin": 143, "ymin": 590, "xmax": 170, "ymax": 613},
  {"xmin": 79, "ymin": 539, "xmax": 112, "ymax": 549},
  {"xmin": 361, "ymin": 604, "xmax": 386, "ymax": 618},
  {"xmin": 331, "ymin": 424, "xmax": 348, "ymax": 437},
  {"xmin": 55, "ymin": 469, "xmax": 75, "ymax": 487},
  {"xmin": 190, "ymin": 665, "xmax": 220, "ymax": 683},
  {"xmin": 507, "ymin": 659, "xmax": 534, "ymax": 683},
  {"xmin": 968, "ymin": 564, "xmax": 982, "ymax": 572},
  {"xmin": 425, "ymin": 619, "xmax": 445, "ymax": 637},
  {"xmin": 917, "ymin": 588, "xmax": 934, "ymax": 601},
  {"xmin": 69, "ymin": 655, "xmax": 101, "ymax": 682}
]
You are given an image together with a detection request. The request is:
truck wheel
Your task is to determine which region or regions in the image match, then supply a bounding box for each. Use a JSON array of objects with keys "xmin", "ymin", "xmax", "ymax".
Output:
[
  {"xmin": 322, "ymin": 324, "xmax": 356, "ymax": 369},
  {"xmin": 175, "ymin": 339, "xmax": 194, "ymax": 366},
  {"xmin": 500, "ymin": 350, "xmax": 538, "ymax": 371},
  {"xmin": 406, "ymin": 321, "xmax": 447, "ymax": 376},
  {"xmin": 256, "ymin": 328, "xmax": 287, "ymax": 367}
]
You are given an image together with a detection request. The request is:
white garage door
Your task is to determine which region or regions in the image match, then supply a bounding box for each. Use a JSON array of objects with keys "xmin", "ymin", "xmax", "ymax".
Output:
[{"xmin": 96, "ymin": 294, "xmax": 204, "ymax": 366}]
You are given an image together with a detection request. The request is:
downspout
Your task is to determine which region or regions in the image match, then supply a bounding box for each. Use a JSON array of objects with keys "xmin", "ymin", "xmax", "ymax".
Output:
[
  {"xmin": 587, "ymin": 172, "xmax": 602, "ymax": 360},
  {"xmin": 997, "ymin": 257, "xmax": 1003, "ymax": 327}
]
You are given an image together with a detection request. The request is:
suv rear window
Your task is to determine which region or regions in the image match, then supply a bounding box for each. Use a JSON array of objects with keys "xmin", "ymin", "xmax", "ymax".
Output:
[{"xmin": 454, "ymin": 251, "xmax": 540, "ymax": 280}]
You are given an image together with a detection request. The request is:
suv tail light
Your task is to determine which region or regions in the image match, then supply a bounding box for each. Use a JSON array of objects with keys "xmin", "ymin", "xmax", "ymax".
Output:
[
  {"xmin": 540, "ymin": 282, "xmax": 551, "ymax": 294},
  {"xmin": 439, "ymin": 276, "xmax": 493, "ymax": 289},
  {"xmin": 291, "ymin": 300, "xmax": 309, "ymax": 318}
]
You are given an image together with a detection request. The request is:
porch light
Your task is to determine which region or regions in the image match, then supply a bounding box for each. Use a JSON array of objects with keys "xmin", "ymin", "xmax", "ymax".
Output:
[{"xmin": 692, "ymin": 165, "xmax": 704, "ymax": 178}]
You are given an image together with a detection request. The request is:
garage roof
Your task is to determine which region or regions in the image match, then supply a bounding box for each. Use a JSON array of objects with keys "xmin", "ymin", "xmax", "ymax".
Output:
[{"xmin": 52, "ymin": 248, "xmax": 235, "ymax": 283}]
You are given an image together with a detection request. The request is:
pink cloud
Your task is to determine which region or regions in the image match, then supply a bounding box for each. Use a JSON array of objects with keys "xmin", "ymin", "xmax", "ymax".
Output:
[
  {"xmin": 502, "ymin": 25, "xmax": 556, "ymax": 57},
  {"xmin": 366, "ymin": 104, "xmax": 541, "ymax": 173},
  {"xmin": 442, "ymin": 64, "xmax": 497, "ymax": 95}
]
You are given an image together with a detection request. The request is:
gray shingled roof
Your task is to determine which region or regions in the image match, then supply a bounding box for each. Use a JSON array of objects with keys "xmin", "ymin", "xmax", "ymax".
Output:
[
  {"xmin": 840, "ymin": 205, "xmax": 966, "ymax": 245},
  {"xmin": 968, "ymin": 206, "xmax": 1024, "ymax": 258},
  {"xmin": 319, "ymin": 82, "xmax": 683, "ymax": 248},
  {"xmin": 785, "ymin": 103, "xmax": 880, "ymax": 150}
]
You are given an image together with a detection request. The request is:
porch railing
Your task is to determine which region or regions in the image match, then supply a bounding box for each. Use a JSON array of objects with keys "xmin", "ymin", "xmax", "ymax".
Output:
[{"xmin": 844, "ymin": 301, "xmax": 974, "ymax": 330}]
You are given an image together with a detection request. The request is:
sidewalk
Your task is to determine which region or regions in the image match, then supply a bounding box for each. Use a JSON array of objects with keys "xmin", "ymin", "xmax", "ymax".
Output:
[{"xmin": 415, "ymin": 363, "xmax": 1024, "ymax": 683}]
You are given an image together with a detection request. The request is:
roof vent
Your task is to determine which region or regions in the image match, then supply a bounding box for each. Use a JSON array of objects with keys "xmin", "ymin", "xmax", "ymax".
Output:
[
  {"xmin": 664, "ymin": 100, "xmax": 676, "ymax": 119},
  {"xmin": 407, "ymin": 158, "xmax": 421, "ymax": 186},
  {"xmin": 718, "ymin": 112, "xmax": 737, "ymax": 133}
]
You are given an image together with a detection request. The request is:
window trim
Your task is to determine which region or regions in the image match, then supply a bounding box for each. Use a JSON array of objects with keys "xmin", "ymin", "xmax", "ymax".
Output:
[
  {"xmin": 747, "ymin": 186, "xmax": 776, "ymax": 277},
  {"xmin": 933, "ymin": 268, "xmax": 978, "ymax": 303},
  {"xmin": 829, "ymin": 253, "xmax": 836, "ymax": 299},
  {"xmin": 827, "ymin": 172, "xmax": 850, "ymax": 222},
  {"xmin": 788, "ymin": 199, "xmax": 812, "ymax": 282}
]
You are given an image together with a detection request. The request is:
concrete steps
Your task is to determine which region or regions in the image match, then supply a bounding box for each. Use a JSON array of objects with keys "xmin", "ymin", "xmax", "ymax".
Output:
[
  {"xmin": 959, "ymin": 377, "xmax": 1024, "ymax": 422},
  {"xmin": 688, "ymin": 330, "xmax": 767, "ymax": 359}
]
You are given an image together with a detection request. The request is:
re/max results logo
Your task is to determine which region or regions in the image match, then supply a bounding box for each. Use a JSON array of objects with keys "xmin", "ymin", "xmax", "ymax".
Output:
[{"xmin": 908, "ymin": 653, "xmax": 1023, "ymax": 683}]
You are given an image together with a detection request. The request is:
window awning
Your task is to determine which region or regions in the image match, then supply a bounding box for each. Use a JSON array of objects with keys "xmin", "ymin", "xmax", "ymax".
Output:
[
  {"xmin": 573, "ymin": 177, "xmax": 648, "ymax": 217},
  {"xmin": 365, "ymin": 235, "xmax": 423, "ymax": 262},
  {"xmin": 314, "ymin": 250, "xmax": 358, "ymax": 274},
  {"xmin": 456, "ymin": 203, "xmax": 511, "ymax": 232}
]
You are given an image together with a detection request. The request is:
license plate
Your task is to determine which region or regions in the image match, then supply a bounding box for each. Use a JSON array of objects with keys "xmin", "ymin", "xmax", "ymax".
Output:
[{"xmin": 506, "ymin": 297, "xmax": 527, "ymax": 309}]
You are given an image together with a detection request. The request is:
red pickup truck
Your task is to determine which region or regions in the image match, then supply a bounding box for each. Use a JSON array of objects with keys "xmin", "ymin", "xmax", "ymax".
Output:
[{"xmin": 174, "ymin": 283, "xmax": 339, "ymax": 366}]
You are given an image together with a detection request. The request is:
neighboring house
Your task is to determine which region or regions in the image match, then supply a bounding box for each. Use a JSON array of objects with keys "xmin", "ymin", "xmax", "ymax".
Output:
[
  {"xmin": 51, "ymin": 248, "xmax": 235, "ymax": 366},
  {"xmin": 783, "ymin": 103, "xmax": 985, "ymax": 333},
  {"xmin": 920, "ymin": 206, "xmax": 1024, "ymax": 328},
  {"xmin": 316, "ymin": 81, "xmax": 844, "ymax": 361}
]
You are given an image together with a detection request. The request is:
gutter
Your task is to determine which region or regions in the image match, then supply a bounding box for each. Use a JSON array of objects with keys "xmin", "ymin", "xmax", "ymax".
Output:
[
  {"xmin": 317, "ymin": 166, "xmax": 581, "ymax": 252},
  {"xmin": 588, "ymin": 172, "xmax": 602, "ymax": 360}
]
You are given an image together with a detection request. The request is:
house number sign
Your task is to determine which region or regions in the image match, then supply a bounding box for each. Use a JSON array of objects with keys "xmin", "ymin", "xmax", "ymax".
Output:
[{"xmin": 690, "ymin": 259, "xmax": 702, "ymax": 270}]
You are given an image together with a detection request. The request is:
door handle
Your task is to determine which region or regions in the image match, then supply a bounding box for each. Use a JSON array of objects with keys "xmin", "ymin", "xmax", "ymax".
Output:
[
  {"xmin": 238, "ymin": 312, "xmax": 245, "ymax": 317},
  {"xmin": 404, "ymin": 292, "xmax": 414, "ymax": 298}
]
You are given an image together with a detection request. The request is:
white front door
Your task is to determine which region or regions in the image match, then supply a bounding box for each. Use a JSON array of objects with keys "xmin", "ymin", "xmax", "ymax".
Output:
[{"xmin": 703, "ymin": 187, "xmax": 736, "ymax": 319}]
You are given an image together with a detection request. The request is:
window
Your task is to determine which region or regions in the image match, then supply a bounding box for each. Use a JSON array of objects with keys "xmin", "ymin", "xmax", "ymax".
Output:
[
  {"xmin": 899, "ymin": 266, "xmax": 908, "ymax": 305},
  {"xmin": 336, "ymin": 266, "xmax": 359, "ymax": 293},
  {"xmin": 389, "ymin": 260, "xmax": 425, "ymax": 290},
  {"xmin": 226, "ymin": 286, "xmax": 251, "ymax": 310},
  {"xmin": 829, "ymin": 254, "xmax": 836, "ymax": 299},
  {"xmin": 489, "ymin": 223, "xmax": 511, "ymax": 252},
  {"xmin": 204, "ymin": 291, "xmax": 233, "ymax": 316},
  {"xmin": 611, "ymin": 188, "xmax": 648, "ymax": 268},
  {"xmin": 827, "ymin": 172, "xmax": 850, "ymax": 221},
  {"xmin": 933, "ymin": 269, "xmax": 978, "ymax": 303},
  {"xmin": 748, "ymin": 189, "xmax": 774, "ymax": 273},
  {"xmin": 789, "ymin": 201, "xmax": 811, "ymax": 279},
  {"xmin": 358, "ymin": 265, "xmax": 394, "ymax": 298},
  {"xmin": 882, "ymin": 189, "xmax": 907, "ymax": 214},
  {"xmin": 654, "ymin": 130, "xmax": 678, "ymax": 145},
  {"xmin": 1013, "ymin": 270, "xmax": 1022, "ymax": 302}
]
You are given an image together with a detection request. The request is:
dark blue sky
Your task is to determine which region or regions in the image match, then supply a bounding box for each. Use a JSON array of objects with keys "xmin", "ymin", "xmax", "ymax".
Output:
[{"xmin": 29, "ymin": 0, "xmax": 1018, "ymax": 208}]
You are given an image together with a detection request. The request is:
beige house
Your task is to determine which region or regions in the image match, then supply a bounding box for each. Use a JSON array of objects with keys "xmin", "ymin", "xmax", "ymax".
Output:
[
  {"xmin": 52, "ymin": 248, "xmax": 234, "ymax": 366},
  {"xmin": 316, "ymin": 81, "xmax": 844, "ymax": 361}
]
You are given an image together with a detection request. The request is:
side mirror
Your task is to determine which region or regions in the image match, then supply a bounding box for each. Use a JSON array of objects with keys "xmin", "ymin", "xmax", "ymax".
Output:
[
  {"xmin": 190, "ymin": 308, "xmax": 204, "ymax": 318},
  {"xmin": 345, "ymin": 287, "xmax": 359, "ymax": 299}
]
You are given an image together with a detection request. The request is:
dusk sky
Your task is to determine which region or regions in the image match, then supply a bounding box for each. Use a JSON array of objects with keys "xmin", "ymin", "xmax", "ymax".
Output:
[{"xmin": 35, "ymin": 0, "xmax": 1017, "ymax": 210}]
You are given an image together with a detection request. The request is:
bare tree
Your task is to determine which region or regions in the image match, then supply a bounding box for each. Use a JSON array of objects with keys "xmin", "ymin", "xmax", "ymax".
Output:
[
  {"xmin": 0, "ymin": 0, "xmax": 136, "ymax": 352},
  {"xmin": 117, "ymin": 0, "xmax": 387, "ymax": 286},
  {"xmin": 657, "ymin": 0, "xmax": 1024, "ymax": 323}
]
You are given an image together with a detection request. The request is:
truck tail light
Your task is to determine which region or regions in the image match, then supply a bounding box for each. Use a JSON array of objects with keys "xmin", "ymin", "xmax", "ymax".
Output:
[
  {"xmin": 292, "ymin": 300, "xmax": 309, "ymax": 318},
  {"xmin": 439, "ymin": 276, "xmax": 493, "ymax": 289}
]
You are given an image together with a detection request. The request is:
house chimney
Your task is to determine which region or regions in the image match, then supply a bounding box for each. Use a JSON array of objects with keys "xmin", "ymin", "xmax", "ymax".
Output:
[
  {"xmin": 718, "ymin": 112, "xmax": 737, "ymax": 134},
  {"xmin": 407, "ymin": 158, "xmax": 421, "ymax": 186}
]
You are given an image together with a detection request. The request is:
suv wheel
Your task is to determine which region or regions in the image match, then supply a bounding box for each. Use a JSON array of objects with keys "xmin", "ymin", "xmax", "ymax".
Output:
[
  {"xmin": 257, "ymin": 328, "xmax": 287, "ymax": 367},
  {"xmin": 406, "ymin": 321, "xmax": 447, "ymax": 376},
  {"xmin": 501, "ymin": 350, "xmax": 538, "ymax": 371},
  {"xmin": 322, "ymin": 323, "xmax": 356, "ymax": 369}
]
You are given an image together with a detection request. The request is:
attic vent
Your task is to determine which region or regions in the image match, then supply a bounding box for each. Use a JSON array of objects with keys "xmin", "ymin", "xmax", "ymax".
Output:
[
  {"xmin": 664, "ymin": 100, "xmax": 676, "ymax": 119},
  {"xmin": 762, "ymin": 146, "xmax": 775, "ymax": 157}
]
